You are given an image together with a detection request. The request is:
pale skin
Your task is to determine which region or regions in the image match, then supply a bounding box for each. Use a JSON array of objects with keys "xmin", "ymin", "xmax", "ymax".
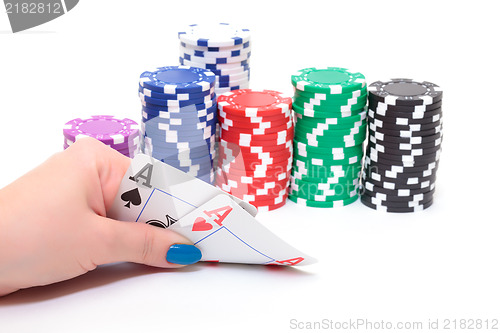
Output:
[{"xmin": 0, "ymin": 138, "xmax": 194, "ymax": 296}]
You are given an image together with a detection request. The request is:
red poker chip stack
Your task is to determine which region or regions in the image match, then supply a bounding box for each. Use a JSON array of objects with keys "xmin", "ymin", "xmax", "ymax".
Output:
[{"xmin": 216, "ymin": 89, "xmax": 294, "ymax": 211}]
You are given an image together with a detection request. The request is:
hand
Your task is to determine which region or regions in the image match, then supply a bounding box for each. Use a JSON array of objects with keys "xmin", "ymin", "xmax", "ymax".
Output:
[{"xmin": 0, "ymin": 138, "xmax": 201, "ymax": 296}]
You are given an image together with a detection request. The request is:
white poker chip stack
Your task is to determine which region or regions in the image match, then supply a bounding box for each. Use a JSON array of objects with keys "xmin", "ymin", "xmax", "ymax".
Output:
[{"xmin": 178, "ymin": 23, "xmax": 251, "ymax": 96}]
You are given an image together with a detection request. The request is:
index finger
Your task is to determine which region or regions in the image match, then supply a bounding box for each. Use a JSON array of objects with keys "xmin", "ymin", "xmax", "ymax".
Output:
[{"xmin": 65, "ymin": 137, "xmax": 132, "ymax": 213}]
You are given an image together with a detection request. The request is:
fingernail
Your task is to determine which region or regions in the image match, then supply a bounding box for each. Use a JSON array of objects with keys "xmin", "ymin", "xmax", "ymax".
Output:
[{"xmin": 166, "ymin": 244, "xmax": 202, "ymax": 265}]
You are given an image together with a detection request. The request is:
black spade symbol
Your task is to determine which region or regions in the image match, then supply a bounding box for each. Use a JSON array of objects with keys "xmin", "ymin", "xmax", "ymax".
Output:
[{"xmin": 121, "ymin": 188, "xmax": 142, "ymax": 208}]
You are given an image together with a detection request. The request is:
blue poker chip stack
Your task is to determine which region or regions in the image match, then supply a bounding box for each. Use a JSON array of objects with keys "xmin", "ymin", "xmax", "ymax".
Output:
[
  {"xmin": 178, "ymin": 23, "xmax": 251, "ymax": 96},
  {"xmin": 139, "ymin": 65, "xmax": 217, "ymax": 184}
]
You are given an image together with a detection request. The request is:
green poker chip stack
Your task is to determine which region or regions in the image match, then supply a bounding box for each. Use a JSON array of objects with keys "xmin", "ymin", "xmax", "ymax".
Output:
[{"xmin": 289, "ymin": 67, "xmax": 368, "ymax": 207}]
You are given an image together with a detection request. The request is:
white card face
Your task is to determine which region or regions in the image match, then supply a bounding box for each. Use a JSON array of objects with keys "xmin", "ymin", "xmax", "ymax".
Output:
[
  {"xmin": 169, "ymin": 194, "xmax": 317, "ymax": 266},
  {"xmin": 107, "ymin": 154, "xmax": 257, "ymax": 226}
]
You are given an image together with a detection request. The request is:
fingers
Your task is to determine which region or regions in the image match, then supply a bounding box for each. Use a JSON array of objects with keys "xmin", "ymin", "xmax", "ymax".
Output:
[
  {"xmin": 94, "ymin": 216, "xmax": 202, "ymax": 268},
  {"xmin": 64, "ymin": 139, "xmax": 202, "ymax": 268},
  {"xmin": 0, "ymin": 286, "xmax": 17, "ymax": 297}
]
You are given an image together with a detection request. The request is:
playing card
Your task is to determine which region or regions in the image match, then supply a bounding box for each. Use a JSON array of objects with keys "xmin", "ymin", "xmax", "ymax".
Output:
[
  {"xmin": 107, "ymin": 154, "xmax": 315, "ymax": 266},
  {"xmin": 170, "ymin": 194, "xmax": 316, "ymax": 266},
  {"xmin": 107, "ymin": 154, "xmax": 257, "ymax": 227}
]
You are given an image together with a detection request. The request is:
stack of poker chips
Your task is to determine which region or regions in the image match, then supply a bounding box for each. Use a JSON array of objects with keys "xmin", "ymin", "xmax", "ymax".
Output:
[
  {"xmin": 63, "ymin": 115, "xmax": 139, "ymax": 157},
  {"xmin": 178, "ymin": 23, "xmax": 251, "ymax": 96},
  {"xmin": 289, "ymin": 67, "xmax": 367, "ymax": 208},
  {"xmin": 361, "ymin": 79, "xmax": 443, "ymax": 212},
  {"xmin": 139, "ymin": 66, "xmax": 217, "ymax": 184},
  {"xmin": 215, "ymin": 89, "xmax": 293, "ymax": 211}
]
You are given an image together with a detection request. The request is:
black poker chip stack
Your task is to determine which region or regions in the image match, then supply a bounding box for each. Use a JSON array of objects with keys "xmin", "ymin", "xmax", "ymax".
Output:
[{"xmin": 361, "ymin": 78, "xmax": 443, "ymax": 212}]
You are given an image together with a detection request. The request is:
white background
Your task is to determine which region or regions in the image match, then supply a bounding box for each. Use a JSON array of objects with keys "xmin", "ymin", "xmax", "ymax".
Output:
[{"xmin": 0, "ymin": 0, "xmax": 499, "ymax": 332}]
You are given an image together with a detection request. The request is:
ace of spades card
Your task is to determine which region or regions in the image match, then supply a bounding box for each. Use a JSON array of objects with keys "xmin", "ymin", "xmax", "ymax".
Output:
[{"xmin": 107, "ymin": 154, "xmax": 316, "ymax": 266}]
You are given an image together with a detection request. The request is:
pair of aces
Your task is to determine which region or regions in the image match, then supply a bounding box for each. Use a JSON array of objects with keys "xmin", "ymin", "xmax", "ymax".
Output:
[{"xmin": 108, "ymin": 154, "xmax": 316, "ymax": 266}]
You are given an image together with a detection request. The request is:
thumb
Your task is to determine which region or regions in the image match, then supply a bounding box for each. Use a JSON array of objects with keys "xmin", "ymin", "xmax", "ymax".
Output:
[{"xmin": 95, "ymin": 216, "xmax": 202, "ymax": 268}]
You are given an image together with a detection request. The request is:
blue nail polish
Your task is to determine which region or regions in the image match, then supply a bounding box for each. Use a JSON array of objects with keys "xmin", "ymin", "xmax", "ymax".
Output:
[{"xmin": 166, "ymin": 244, "xmax": 202, "ymax": 265}]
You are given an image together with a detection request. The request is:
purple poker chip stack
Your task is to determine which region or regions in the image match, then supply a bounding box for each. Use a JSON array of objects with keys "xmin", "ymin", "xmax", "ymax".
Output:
[{"xmin": 63, "ymin": 115, "xmax": 140, "ymax": 157}]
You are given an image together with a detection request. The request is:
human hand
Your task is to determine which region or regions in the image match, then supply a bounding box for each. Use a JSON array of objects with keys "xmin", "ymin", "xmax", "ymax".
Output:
[{"xmin": 0, "ymin": 138, "xmax": 201, "ymax": 296}]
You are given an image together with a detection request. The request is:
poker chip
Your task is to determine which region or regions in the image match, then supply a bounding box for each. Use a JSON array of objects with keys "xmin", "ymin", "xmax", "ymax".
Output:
[
  {"xmin": 293, "ymin": 99, "xmax": 367, "ymax": 115},
  {"xmin": 142, "ymin": 112, "xmax": 216, "ymax": 126},
  {"xmin": 368, "ymin": 121, "xmax": 443, "ymax": 137},
  {"xmin": 362, "ymin": 188, "xmax": 436, "ymax": 207},
  {"xmin": 220, "ymin": 118, "xmax": 293, "ymax": 135},
  {"xmin": 139, "ymin": 91, "xmax": 215, "ymax": 107},
  {"xmin": 178, "ymin": 23, "xmax": 251, "ymax": 96},
  {"xmin": 364, "ymin": 157, "xmax": 439, "ymax": 176},
  {"xmin": 214, "ymin": 85, "xmax": 250, "ymax": 96},
  {"xmin": 293, "ymin": 93, "xmax": 368, "ymax": 108},
  {"xmin": 217, "ymin": 78, "xmax": 251, "ymax": 88},
  {"xmin": 220, "ymin": 112, "xmax": 292, "ymax": 127},
  {"xmin": 368, "ymin": 106, "xmax": 443, "ymax": 121},
  {"xmin": 218, "ymin": 164, "xmax": 292, "ymax": 180},
  {"xmin": 363, "ymin": 179, "xmax": 436, "ymax": 195},
  {"xmin": 292, "ymin": 103, "xmax": 365, "ymax": 119},
  {"xmin": 220, "ymin": 144, "xmax": 292, "ymax": 163},
  {"xmin": 140, "ymin": 66, "xmax": 215, "ymax": 94},
  {"xmin": 219, "ymin": 157, "xmax": 293, "ymax": 174},
  {"xmin": 139, "ymin": 66, "xmax": 217, "ymax": 184},
  {"xmin": 218, "ymin": 89, "xmax": 292, "ymax": 116},
  {"xmin": 291, "ymin": 67, "xmax": 366, "ymax": 94},
  {"xmin": 292, "ymin": 164, "xmax": 361, "ymax": 180},
  {"xmin": 288, "ymin": 193, "xmax": 359, "ymax": 208},
  {"xmin": 293, "ymin": 86, "xmax": 368, "ymax": 100},
  {"xmin": 368, "ymin": 117, "xmax": 442, "ymax": 131},
  {"xmin": 291, "ymin": 173, "xmax": 359, "ymax": 188},
  {"xmin": 180, "ymin": 44, "xmax": 251, "ymax": 59},
  {"xmin": 362, "ymin": 171, "xmax": 436, "ymax": 191},
  {"xmin": 220, "ymin": 128, "xmax": 294, "ymax": 144},
  {"xmin": 369, "ymin": 111, "xmax": 442, "ymax": 126},
  {"xmin": 289, "ymin": 179, "xmax": 358, "ymax": 202},
  {"xmin": 294, "ymin": 129, "xmax": 366, "ymax": 148},
  {"xmin": 367, "ymin": 149, "xmax": 441, "ymax": 168},
  {"xmin": 222, "ymin": 137, "xmax": 292, "ymax": 152},
  {"xmin": 178, "ymin": 23, "xmax": 251, "ymax": 47},
  {"xmin": 367, "ymin": 139, "xmax": 441, "ymax": 156},
  {"xmin": 216, "ymin": 166, "xmax": 290, "ymax": 183},
  {"xmin": 181, "ymin": 51, "xmax": 251, "ymax": 65},
  {"xmin": 180, "ymin": 39, "xmax": 251, "ymax": 50},
  {"xmin": 180, "ymin": 58, "xmax": 250, "ymax": 75},
  {"xmin": 294, "ymin": 110, "xmax": 366, "ymax": 128},
  {"xmin": 292, "ymin": 165, "xmax": 362, "ymax": 185},
  {"xmin": 180, "ymin": 58, "xmax": 249, "ymax": 70},
  {"xmin": 369, "ymin": 99, "xmax": 442, "ymax": 113},
  {"xmin": 215, "ymin": 175, "xmax": 290, "ymax": 194},
  {"xmin": 142, "ymin": 102, "xmax": 218, "ymax": 117},
  {"xmin": 360, "ymin": 196, "xmax": 434, "ymax": 213},
  {"xmin": 288, "ymin": 67, "xmax": 367, "ymax": 208},
  {"xmin": 294, "ymin": 140, "xmax": 363, "ymax": 155},
  {"xmin": 248, "ymin": 200, "xmax": 287, "ymax": 212},
  {"xmin": 63, "ymin": 115, "xmax": 139, "ymax": 158},
  {"xmin": 215, "ymin": 89, "xmax": 293, "ymax": 211},
  {"xmin": 361, "ymin": 78, "xmax": 443, "ymax": 212},
  {"xmin": 139, "ymin": 84, "xmax": 214, "ymax": 100},
  {"xmin": 217, "ymin": 70, "xmax": 250, "ymax": 82},
  {"xmin": 369, "ymin": 131, "xmax": 442, "ymax": 144},
  {"xmin": 368, "ymin": 78, "xmax": 443, "ymax": 106}
]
